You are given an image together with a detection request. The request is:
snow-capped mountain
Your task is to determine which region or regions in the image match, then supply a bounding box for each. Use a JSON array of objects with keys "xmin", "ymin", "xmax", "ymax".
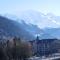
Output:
[
  {"xmin": 2, "ymin": 10, "xmax": 60, "ymax": 39},
  {"xmin": 4, "ymin": 10, "xmax": 60, "ymax": 29},
  {"xmin": 18, "ymin": 10, "xmax": 60, "ymax": 29}
]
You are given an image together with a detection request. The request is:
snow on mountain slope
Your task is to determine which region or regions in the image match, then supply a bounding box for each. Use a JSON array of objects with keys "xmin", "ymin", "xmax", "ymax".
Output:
[
  {"xmin": 3, "ymin": 10, "xmax": 60, "ymax": 29},
  {"xmin": 2, "ymin": 10, "xmax": 60, "ymax": 39},
  {"xmin": 1, "ymin": 14, "xmax": 22, "ymax": 24},
  {"xmin": 19, "ymin": 10, "xmax": 60, "ymax": 29}
]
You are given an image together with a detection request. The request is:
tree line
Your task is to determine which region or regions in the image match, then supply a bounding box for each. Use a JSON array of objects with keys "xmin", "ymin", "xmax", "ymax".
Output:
[{"xmin": 0, "ymin": 37, "xmax": 32, "ymax": 60}]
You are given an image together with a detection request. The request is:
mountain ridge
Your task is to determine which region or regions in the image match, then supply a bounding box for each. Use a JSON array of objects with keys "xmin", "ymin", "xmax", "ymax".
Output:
[{"xmin": 1, "ymin": 10, "xmax": 60, "ymax": 39}]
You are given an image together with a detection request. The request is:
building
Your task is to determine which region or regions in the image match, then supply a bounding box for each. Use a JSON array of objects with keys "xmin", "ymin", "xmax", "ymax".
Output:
[{"xmin": 29, "ymin": 36, "xmax": 58, "ymax": 56}]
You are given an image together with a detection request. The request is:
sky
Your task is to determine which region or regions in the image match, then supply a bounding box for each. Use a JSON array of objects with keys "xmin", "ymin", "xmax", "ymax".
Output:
[{"xmin": 0, "ymin": 0, "xmax": 60, "ymax": 16}]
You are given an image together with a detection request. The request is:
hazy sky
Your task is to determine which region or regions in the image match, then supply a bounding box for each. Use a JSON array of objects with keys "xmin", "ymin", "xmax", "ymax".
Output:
[{"xmin": 0, "ymin": 0, "xmax": 60, "ymax": 16}]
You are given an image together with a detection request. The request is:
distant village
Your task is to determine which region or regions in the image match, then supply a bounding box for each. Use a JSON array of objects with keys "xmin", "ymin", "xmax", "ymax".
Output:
[{"xmin": 29, "ymin": 36, "xmax": 60, "ymax": 57}]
